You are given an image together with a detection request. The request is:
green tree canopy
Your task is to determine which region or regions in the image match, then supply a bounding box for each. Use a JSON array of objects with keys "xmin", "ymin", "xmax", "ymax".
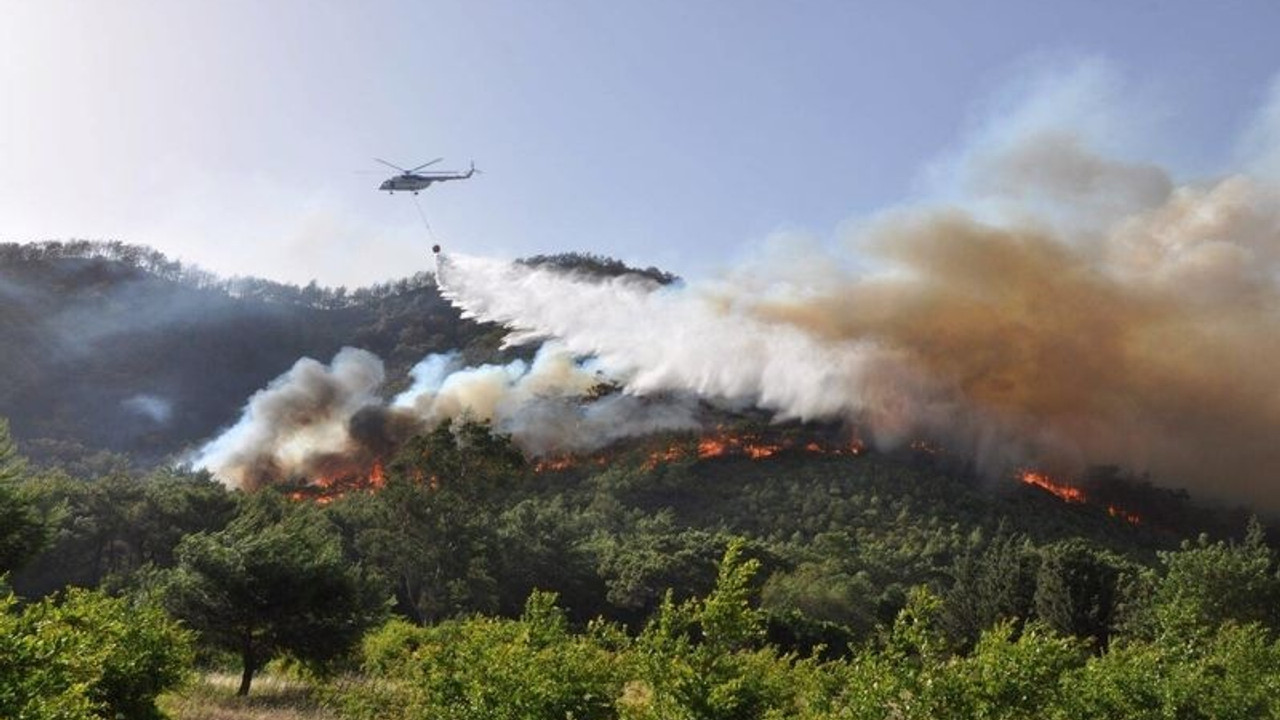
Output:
[
  {"xmin": 162, "ymin": 491, "xmax": 387, "ymax": 695},
  {"xmin": 1034, "ymin": 539, "xmax": 1122, "ymax": 647},
  {"xmin": 1147, "ymin": 518, "xmax": 1280, "ymax": 638},
  {"xmin": 342, "ymin": 420, "xmax": 525, "ymax": 623},
  {"xmin": 0, "ymin": 418, "xmax": 46, "ymax": 576},
  {"xmin": 0, "ymin": 587, "xmax": 191, "ymax": 720}
]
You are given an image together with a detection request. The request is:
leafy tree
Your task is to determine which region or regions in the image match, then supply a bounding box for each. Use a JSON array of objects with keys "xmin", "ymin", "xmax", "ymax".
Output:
[
  {"xmin": 623, "ymin": 540, "xmax": 816, "ymax": 720},
  {"xmin": 0, "ymin": 418, "xmax": 45, "ymax": 575},
  {"xmin": 0, "ymin": 483, "xmax": 44, "ymax": 576},
  {"xmin": 932, "ymin": 623, "xmax": 1086, "ymax": 720},
  {"xmin": 1058, "ymin": 622, "xmax": 1280, "ymax": 719},
  {"xmin": 13, "ymin": 469, "xmax": 234, "ymax": 597},
  {"xmin": 940, "ymin": 527, "xmax": 1039, "ymax": 650},
  {"xmin": 1146, "ymin": 517, "xmax": 1280, "ymax": 638},
  {"xmin": 0, "ymin": 417, "xmax": 25, "ymax": 483},
  {"xmin": 345, "ymin": 420, "xmax": 524, "ymax": 622},
  {"xmin": 1034, "ymin": 539, "xmax": 1121, "ymax": 647},
  {"xmin": 0, "ymin": 591, "xmax": 96, "ymax": 720},
  {"xmin": 38, "ymin": 588, "xmax": 194, "ymax": 719},
  {"xmin": 344, "ymin": 592, "xmax": 625, "ymax": 720},
  {"xmin": 494, "ymin": 496, "xmax": 606, "ymax": 620},
  {"xmin": 0, "ymin": 587, "xmax": 191, "ymax": 720},
  {"xmin": 760, "ymin": 560, "xmax": 879, "ymax": 639},
  {"xmin": 162, "ymin": 492, "xmax": 387, "ymax": 695},
  {"xmin": 595, "ymin": 513, "xmax": 724, "ymax": 618}
]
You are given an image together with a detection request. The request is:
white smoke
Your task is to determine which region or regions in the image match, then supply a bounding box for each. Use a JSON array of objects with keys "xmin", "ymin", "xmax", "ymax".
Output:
[
  {"xmin": 194, "ymin": 341, "xmax": 701, "ymax": 488},
  {"xmin": 432, "ymin": 65, "xmax": 1280, "ymax": 510},
  {"xmin": 436, "ymin": 255, "xmax": 938, "ymax": 446},
  {"xmin": 193, "ymin": 347, "xmax": 386, "ymax": 489},
  {"xmin": 391, "ymin": 342, "xmax": 700, "ymax": 455},
  {"xmin": 197, "ymin": 61, "xmax": 1280, "ymax": 509},
  {"xmin": 122, "ymin": 393, "xmax": 174, "ymax": 424}
]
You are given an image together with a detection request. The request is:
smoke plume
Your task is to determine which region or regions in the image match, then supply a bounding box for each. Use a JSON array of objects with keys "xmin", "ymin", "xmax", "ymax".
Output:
[
  {"xmin": 193, "ymin": 342, "xmax": 701, "ymax": 489},
  {"xmin": 198, "ymin": 64, "xmax": 1280, "ymax": 509},
  {"xmin": 433, "ymin": 83, "xmax": 1280, "ymax": 510}
]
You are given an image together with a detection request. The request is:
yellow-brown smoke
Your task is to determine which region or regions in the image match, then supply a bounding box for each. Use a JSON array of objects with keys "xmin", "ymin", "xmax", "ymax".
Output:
[
  {"xmin": 438, "ymin": 125, "xmax": 1280, "ymax": 510},
  {"xmin": 744, "ymin": 171, "xmax": 1280, "ymax": 509}
]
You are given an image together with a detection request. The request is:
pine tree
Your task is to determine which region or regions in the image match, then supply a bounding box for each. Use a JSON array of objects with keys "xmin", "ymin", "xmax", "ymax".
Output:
[
  {"xmin": 0, "ymin": 417, "xmax": 44, "ymax": 574},
  {"xmin": 0, "ymin": 418, "xmax": 25, "ymax": 484}
]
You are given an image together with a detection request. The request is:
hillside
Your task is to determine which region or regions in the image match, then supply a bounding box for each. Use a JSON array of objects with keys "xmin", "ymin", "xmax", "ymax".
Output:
[
  {"xmin": 1, "ymin": 242, "xmax": 1272, "ymax": 718},
  {"xmin": 0, "ymin": 241, "xmax": 503, "ymax": 465}
]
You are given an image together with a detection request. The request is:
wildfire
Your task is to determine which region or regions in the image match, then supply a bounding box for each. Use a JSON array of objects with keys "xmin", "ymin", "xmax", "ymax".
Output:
[
  {"xmin": 1020, "ymin": 470, "xmax": 1087, "ymax": 503},
  {"xmin": 643, "ymin": 445, "xmax": 686, "ymax": 470},
  {"xmin": 288, "ymin": 459, "xmax": 387, "ymax": 504},
  {"xmin": 698, "ymin": 434, "xmax": 784, "ymax": 460},
  {"xmin": 1019, "ymin": 469, "xmax": 1144, "ymax": 525},
  {"xmin": 533, "ymin": 456, "xmax": 576, "ymax": 473},
  {"xmin": 537, "ymin": 429, "xmax": 867, "ymax": 474},
  {"xmin": 1108, "ymin": 505, "xmax": 1142, "ymax": 525}
]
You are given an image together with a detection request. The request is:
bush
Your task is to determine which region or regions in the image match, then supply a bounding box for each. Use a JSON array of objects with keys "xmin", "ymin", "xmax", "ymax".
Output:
[
  {"xmin": 343, "ymin": 591, "xmax": 625, "ymax": 720},
  {"xmin": 0, "ymin": 587, "xmax": 192, "ymax": 720}
]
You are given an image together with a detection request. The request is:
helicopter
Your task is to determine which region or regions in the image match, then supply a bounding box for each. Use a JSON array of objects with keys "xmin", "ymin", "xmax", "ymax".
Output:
[{"xmin": 375, "ymin": 158, "xmax": 476, "ymax": 194}]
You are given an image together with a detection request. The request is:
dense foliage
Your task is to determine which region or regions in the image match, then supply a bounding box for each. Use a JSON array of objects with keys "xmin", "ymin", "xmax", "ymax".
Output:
[
  {"xmin": 0, "ymin": 588, "xmax": 192, "ymax": 720},
  {"xmin": 0, "ymin": 419, "xmax": 46, "ymax": 575},
  {"xmin": 2, "ymin": 242, "xmax": 1278, "ymax": 716},
  {"xmin": 160, "ymin": 492, "xmax": 388, "ymax": 695},
  {"xmin": 1, "ymin": 409, "xmax": 1277, "ymax": 716},
  {"xmin": 336, "ymin": 538, "xmax": 1280, "ymax": 720}
]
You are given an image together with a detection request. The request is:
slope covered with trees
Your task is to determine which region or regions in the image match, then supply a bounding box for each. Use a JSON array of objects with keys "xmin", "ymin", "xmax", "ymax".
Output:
[
  {"xmin": 2, "ymin": 407, "xmax": 1276, "ymax": 717},
  {"xmin": 0, "ymin": 240, "xmax": 491, "ymax": 465},
  {"xmin": 3, "ymin": 241, "xmax": 1277, "ymax": 718}
]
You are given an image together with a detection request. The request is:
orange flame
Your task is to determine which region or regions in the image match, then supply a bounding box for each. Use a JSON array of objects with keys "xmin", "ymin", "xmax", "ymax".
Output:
[
  {"xmin": 643, "ymin": 445, "xmax": 686, "ymax": 469},
  {"xmin": 1019, "ymin": 470, "xmax": 1087, "ymax": 503},
  {"xmin": 535, "ymin": 429, "xmax": 867, "ymax": 474},
  {"xmin": 288, "ymin": 458, "xmax": 387, "ymax": 504},
  {"xmin": 534, "ymin": 456, "xmax": 576, "ymax": 473},
  {"xmin": 698, "ymin": 437, "xmax": 728, "ymax": 458},
  {"xmin": 1020, "ymin": 470, "xmax": 1144, "ymax": 525},
  {"xmin": 1108, "ymin": 505, "xmax": 1142, "ymax": 525}
]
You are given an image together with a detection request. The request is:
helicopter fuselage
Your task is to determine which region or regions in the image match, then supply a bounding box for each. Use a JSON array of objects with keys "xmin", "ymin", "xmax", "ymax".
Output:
[
  {"xmin": 378, "ymin": 166, "xmax": 474, "ymax": 194},
  {"xmin": 379, "ymin": 175, "xmax": 438, "ymax": 193}
]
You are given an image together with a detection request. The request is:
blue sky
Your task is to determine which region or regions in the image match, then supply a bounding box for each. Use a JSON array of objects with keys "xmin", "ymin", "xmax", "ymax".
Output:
[{"xmin": 3, "ymin": 1, "xmax": 1280, "ymax": 285}]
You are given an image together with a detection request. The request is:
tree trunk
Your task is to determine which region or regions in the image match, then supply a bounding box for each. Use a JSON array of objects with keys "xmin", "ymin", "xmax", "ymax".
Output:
[{"xmin": 238, "ymin": 635, "xmax": 255, "ymax": 696}]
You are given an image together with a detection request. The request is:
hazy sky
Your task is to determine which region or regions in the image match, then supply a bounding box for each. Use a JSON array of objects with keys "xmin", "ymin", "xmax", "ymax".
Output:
[{"xmin": 3, "ymin": 1, "xmax": 1280, "ymax": 286}]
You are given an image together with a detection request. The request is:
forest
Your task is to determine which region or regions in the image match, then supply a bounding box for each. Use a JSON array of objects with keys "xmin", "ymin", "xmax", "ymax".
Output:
[
  {"xmin": 2, "ymin": 243, "xmax": 1279, "ymax": 719},
  {"xmin": 4, "ymin": 413, "xmax": 1279, "ymax": 719}
]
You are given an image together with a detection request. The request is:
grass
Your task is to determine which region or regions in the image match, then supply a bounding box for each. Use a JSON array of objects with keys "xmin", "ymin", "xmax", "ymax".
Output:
[{"xmin": 160, "ymin": 671, "xmax": 339, "ymax": 720}]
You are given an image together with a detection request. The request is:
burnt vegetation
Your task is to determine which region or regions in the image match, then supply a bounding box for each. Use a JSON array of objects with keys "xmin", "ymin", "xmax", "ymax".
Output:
[{"xmin": 2, "ymin": 241, "xmax": 1279, "ymax": 717}]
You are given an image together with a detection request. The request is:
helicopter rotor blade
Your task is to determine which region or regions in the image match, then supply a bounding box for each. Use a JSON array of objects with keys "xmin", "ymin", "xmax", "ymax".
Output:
[
  {"xmin": 409, "ymin": 158, "xmax": 445, "ymax": 173},
  {"xmin": 374, "ymin": 158, "xmax": 409, "ymax": 173}
]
